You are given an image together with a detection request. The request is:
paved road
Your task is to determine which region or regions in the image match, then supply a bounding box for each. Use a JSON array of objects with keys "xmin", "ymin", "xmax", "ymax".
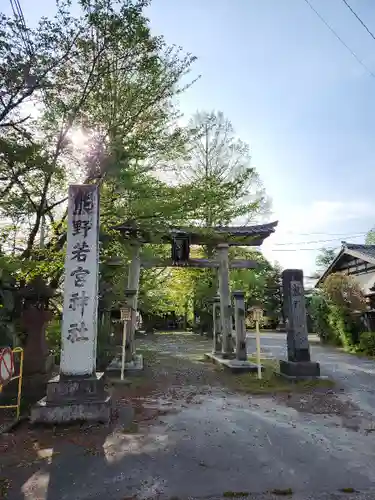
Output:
[
  {"xmin": 5, "ymin": 333, "xmax": 375, "ymax": 500},
  {"xmin": 247, "ymin": 332, "xmax": 375, "ymax": 415}
]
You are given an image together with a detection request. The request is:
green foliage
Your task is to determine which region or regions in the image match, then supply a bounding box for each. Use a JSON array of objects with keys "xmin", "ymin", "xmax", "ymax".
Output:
[
  {"xmin": 326, "ymin": 304, "xmax": 357, "ymax": 348},
  {"xmin": 366, "ymin": 229, "xmax": 375, "ymax": 244},
  {"xmin": 308, "ymin": 292, "xmax": 335, "ymax": 343},
  {"xmin": 229, "ymin": 248, "xmax": 281, "ymax": 321},
  {"xmin": 315, "ymin": 247, "xmax": 336, "ymax": 274},
  {"xmin": 0, "ymin": 257, "xmax": 19, "ymax": 345},
  {"xmin": 310, "ymin": 273, "xmax": 366, "ymax": 348},
  {"xmin": 45, "ymin": 317, "xmax": 61, "ymax": 363},
  {"xmin": 177, "ymin": 110, "xmax": 269, "ymax": 227},
  {"xmin": 0, "ymin": 0, "xmax": 279, "ymax": 356},
  {"xmin": 359, "ymin": 332, "xmax": 375, "ymax": 356},
  {"xmin": 322, "ymin": 273, "xmax": 366, "ymax": 313}
]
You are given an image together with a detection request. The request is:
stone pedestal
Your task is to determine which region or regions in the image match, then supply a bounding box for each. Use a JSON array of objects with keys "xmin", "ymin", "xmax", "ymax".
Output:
[
  {"xmin": 233, "ymin": 291, "xmax": 247, "ymax": 361},
  {"xmin": 31, "ymin": 373, "xmax": 111, "ymax": 424},
  {"xmin": 279, "ymin": 360, "xmax": 320, "ymax": 379},
  {"xmin": 279, "ymin": 269, "xmax": 320, "ymax": 379},
  {"xmin": 212, "ymin": 296, "xmax": 222, "ymax": 354}
]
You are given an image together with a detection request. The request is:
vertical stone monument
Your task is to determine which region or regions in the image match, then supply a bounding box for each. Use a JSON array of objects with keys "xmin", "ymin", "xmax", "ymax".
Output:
[
  {"xmin": 31, "ymin": 185, "xmax": 112, "ymax": 424},
  {"xmin": 279, "ymin": 269, "xmax": 320, "ymax": 379}
]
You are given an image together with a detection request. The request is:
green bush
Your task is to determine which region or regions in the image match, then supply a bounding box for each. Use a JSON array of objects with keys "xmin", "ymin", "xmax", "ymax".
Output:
[
  {"xmin": 309, "ymin": 290, "xmax": 363, "ymax": 348},
  {"xmin": 308, "ymin": 292, "xmax": 336, "ymax": 343},
  {"xmin": 309, "ymin": 274, "xmax": 366, "ymax": 349},
  {"xmin": 327, "ymin": 305, "xmax": 352, "ymax": 347},
  {"xmin": 359, "ymin": 332, "xmax": 375, "ymax": 356},
  {"xmin": 46, "ymin": 317, "xmax": 61, "ymax": 364}
]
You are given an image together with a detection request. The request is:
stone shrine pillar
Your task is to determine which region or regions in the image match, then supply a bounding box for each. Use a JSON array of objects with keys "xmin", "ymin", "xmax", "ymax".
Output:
[
  {"xmin": 124, "ymin": 289, "xmax": 136, "ymax": 363},
  {"xmin": 279, "ymin": 269, "xmax": 320, "ymax": 378},
  {"xmin": 233, "ymin": 291, "xmax": 247, "ymax": 361},
  {"xmin": 126, "ymin": 243, "xmax": 141, "ymax": 363},
  {"xmin": 212, "ymin": 296, "xmax": 221, "ymax": 354},
  {"xmin": 31, "ymin": 185, "xmax": 111, "ymax": 424},
  {"xmin": 217, "ymin": 243, "xmax": 233, "ymax": 358},
  {"xmin": 128, "ymin": 243, "xmax": 141, "ymax": 310}
]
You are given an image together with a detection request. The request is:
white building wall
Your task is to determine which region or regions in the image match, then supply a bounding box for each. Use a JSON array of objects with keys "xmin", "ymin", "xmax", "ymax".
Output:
[{"xmin": 352, "ymin": 270, "xmax": 375, "ymax": 295}]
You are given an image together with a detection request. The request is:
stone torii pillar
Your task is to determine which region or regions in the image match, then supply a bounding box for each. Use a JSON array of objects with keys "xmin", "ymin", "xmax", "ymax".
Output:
[
  {"xmin": 279, "ymin": 269, "xmax": 320, "ymax": 378},
  {"xmin": 126, "ymin": 243, "xmax": 141, "ymax": 362},
  {"xmin": 217, "ymin": 243, "xmax": 233, "ymax": 358},
  {"xmin": 233, "ymin": 291, "xmax": 247, "ymax": 361},
  {"xmin": 212, "ymin": 296, "xmax": 222, "ymax": 354}
]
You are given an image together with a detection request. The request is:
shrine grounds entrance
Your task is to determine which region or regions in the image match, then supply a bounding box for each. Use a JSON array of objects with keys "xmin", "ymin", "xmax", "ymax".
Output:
[
  {"xmin": 107, "ymin": 220, "xmax": 319, "ymax": 379},
  {"xmin": 107, "ymin": 221, "xmax": 279, "ymax": 372}
]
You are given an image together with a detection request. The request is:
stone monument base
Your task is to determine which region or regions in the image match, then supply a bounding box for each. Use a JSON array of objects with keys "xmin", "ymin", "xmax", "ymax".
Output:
[
  {"xmin": 279, "ymin": 360, "xmax": 321, "ymax": 380},
  {"xmin": 205, "ymin": 352, "xmax": 263, "ymax": 373},
  {"xmin": 106, "ymin": 353, "xmax": 144, "ymax": 373},
  {"xmin": 30, "ymin": 372, "xmax": 112, "ymax": 424}
]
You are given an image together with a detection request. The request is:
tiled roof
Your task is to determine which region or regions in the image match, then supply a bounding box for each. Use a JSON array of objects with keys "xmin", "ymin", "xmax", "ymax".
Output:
[
  {"xmin": 315, "ymin": 242, "xmax": 375, "ymax": 287},
  {"xmin": 113, "ymin": 221, "xmax": 278, "ymax": 246},
  {"xmin": 344, "ymin": 243, "xmax": 375, "ymax": 262}
]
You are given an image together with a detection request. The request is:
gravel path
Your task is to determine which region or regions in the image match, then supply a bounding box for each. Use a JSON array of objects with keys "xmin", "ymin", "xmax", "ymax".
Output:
[{"xmin": 2, "ymin": 332, "xmax": 375, "ymax": 500}]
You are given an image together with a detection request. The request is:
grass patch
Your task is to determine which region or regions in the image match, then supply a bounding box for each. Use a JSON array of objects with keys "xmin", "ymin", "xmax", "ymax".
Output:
[
  {"xmin": 342, "ymin": 346, "xmax": 375, "ymax": 360},
  {"xmin": 223, "ymin": 492, "xmax": 249, "ymax": 498},
  {"xmin": 126, "ymin": 375, "xmax": 148, "ymax": 390},
  {"xmin": 223, "ymin": 358, "xmax": 334, "ymax": 395},
  {"xmin": 271, "ymin": 488, "xmax": 293, "ymax": 496},
  {"xmin": 0, "ymin": 478, "xmax": 10, "ymax": 498},
  {"xmin": 120, "ymin": 421, "xmax": 139, "ymax": 433},
  {"xmin": 339, "ymin": 488, "xmax": 357, "ymax": 494}
]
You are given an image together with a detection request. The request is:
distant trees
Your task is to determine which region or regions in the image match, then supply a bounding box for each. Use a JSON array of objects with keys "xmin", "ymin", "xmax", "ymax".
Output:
[
  {"xmin": 178, "ymin": 110, "xmax": 269, "ymax": 228},
  {"xmin": 366, "ymin": 228, "xmax": 375, "ymax": 244},
  {"xmin": 315, "ymin": 247, "xmax": 336, "ymax": 275}
]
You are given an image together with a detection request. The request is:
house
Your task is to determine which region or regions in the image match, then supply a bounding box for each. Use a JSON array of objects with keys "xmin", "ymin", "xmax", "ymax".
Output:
[{"xmin": 316, "ymin": 242, "xmax": 375, "ymax": 329}]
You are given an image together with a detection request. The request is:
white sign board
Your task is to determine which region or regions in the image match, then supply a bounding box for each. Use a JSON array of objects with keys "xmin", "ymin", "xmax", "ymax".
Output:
[
  {"xmin": 120, "ymin": 306, "xmax": 132, "ymax": 322},
  {"xmin": 0, "ymin": 347, "xmax": 14, "ymax": 385},
  {"xmin": 251, "ymin": 307, "xmax": 263, "ymax": 322},
  {"xmin": 60, "ymin": 185, "xmax": 99, "ymax": 376}
]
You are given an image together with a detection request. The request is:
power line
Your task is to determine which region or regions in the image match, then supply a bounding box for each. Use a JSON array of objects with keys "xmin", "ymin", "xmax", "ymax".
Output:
[
  {"xmin": 281, "ymin": 231, "xmax": 367, "ymax": 236},
  {"xmin": 273, "ymin": 233, "xmax": 365, "ymax": 246},
  {"xmin": 341, "ymin": 0, "xmax": 375, "ymax": 42},
  {"xmin": 269, "ymin": 247, "xmax": 338, "ymax": 252},
  {"xmin": 10, "ymin": 0, "xmax": 33, "ymax": 58},
  {"xmin": 303, "ymin": 0, "xmax": 375, "ymax": 79}
]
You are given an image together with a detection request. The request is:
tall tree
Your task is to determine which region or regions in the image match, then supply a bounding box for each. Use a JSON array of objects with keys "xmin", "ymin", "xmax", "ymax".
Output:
[
  {"xmin": 366, "ymin": 228, "xmax": 375, "ymax": 244},
  {"xmin": 178, "ymin": 111, "xmax": 269, "ymax": 228},
  {"xmin": 315, "ymin": 247, "xmax": 336, "ymax": 274},
  {"xmin": 0, "ymin": 0, "xmax": 197, "ymax": 286}
]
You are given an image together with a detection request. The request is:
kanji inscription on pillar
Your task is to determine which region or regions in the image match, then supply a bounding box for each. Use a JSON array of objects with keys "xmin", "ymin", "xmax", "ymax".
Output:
[
  {"xmin": 60, "ymin": 185, "xmax": 99, "ymax": 376},
  {"xmin": 290, "ymin": 280, "xmax": 308, "ymax": 345}
]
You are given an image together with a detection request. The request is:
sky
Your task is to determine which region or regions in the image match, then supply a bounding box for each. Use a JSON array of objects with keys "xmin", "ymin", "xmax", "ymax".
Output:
[
  {"xmin": 8, "ymin": 0, "xmax": 375, "ymax": 283},
  {"xmin": 145, "ymin": 0, "xmax": 375, "ymax": 282}
]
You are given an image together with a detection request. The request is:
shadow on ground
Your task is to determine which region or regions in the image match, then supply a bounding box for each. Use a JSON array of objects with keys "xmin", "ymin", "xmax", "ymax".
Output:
[{"xmin": 2, "ymin": 332, "xmax": 375, "ymax": 500}]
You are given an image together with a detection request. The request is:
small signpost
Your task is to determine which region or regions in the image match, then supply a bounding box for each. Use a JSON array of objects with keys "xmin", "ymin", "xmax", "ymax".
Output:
[
  {"xmin": 0, "ymin": 347, "xmax": 14, "ymax": 387},
  {"xmin": 250, "ymin": 307, "xmax": 263, "ymax": 379},
  {"xmin": 120, "ymin": 306, "xmax": 132, "ymax": 380}
]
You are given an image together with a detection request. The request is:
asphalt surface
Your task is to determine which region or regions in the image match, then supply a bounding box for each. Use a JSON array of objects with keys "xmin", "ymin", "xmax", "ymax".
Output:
[
  {"xmin": 3, "ymin": 332, "xmax": 375, "ymax": 500},
  {"xmin": 247, "ymin": 332, "xmax": 375, "ymax": 414}
]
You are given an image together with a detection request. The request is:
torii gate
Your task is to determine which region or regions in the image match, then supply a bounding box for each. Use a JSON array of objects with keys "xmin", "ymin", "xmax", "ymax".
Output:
[{"xmin": 111, "ymin": 220, "xmax": 278, "ymax": 369}]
